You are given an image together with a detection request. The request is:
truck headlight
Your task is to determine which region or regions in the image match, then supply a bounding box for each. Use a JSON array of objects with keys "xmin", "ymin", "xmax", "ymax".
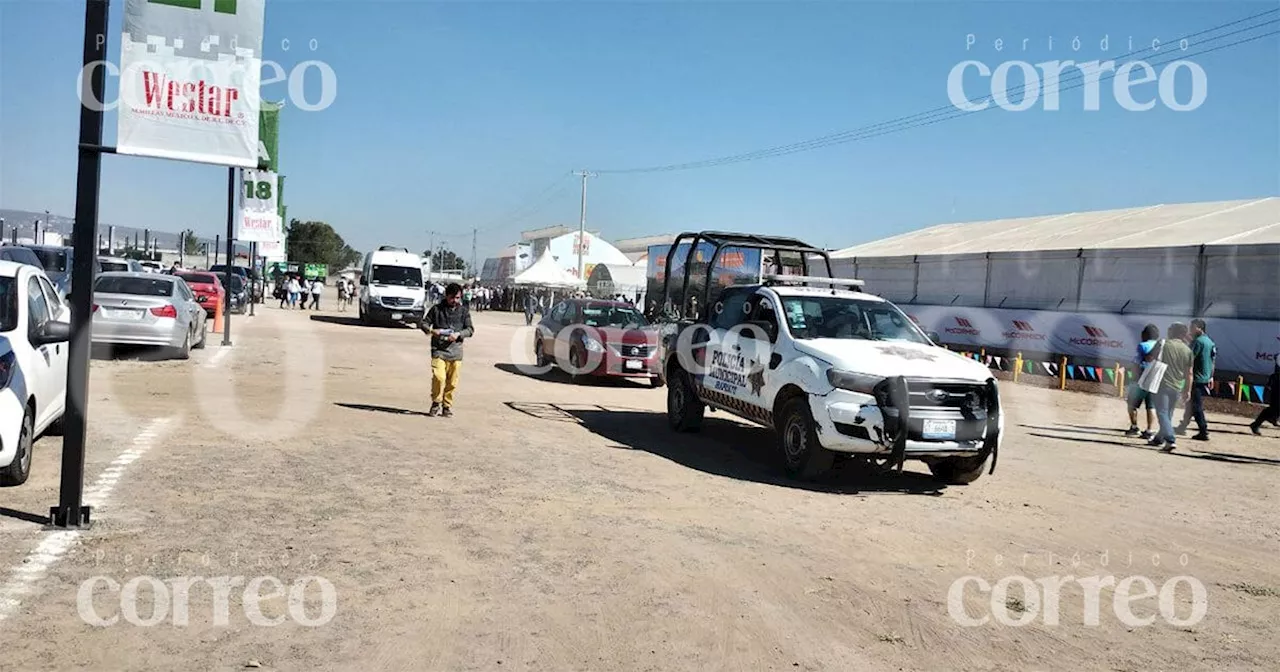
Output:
[{"xmin": 826, "ymin": 369, "xmax": 883, "ymax": 394}]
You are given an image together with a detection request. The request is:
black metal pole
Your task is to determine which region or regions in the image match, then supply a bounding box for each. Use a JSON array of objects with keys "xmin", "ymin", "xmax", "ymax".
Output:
[
  {"xmin": 51, "ymin": 0, "xmax": 109, "ymax": 529},
  {"xmin": 248, "ymin": 242, "xmax": 257, "ymax": 316},
  {"xmin": 222, "ymin": 167, "xmax": 234, "ymax": 345}
]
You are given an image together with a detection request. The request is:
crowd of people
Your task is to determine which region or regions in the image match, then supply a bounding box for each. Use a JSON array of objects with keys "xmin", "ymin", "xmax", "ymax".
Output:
[{"xmin": 1124, "ymin": 318, "xmax": 1279, "ymax": 449}]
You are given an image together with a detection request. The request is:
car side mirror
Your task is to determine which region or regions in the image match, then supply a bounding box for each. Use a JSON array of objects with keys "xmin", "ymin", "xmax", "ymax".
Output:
[
  {"xmin": 926, "ymin": 331, "xmax": 941, "ymax": 345},
  {"xmin": 36, "ymin": 320, "xmax": 71, "ymax": 345}
]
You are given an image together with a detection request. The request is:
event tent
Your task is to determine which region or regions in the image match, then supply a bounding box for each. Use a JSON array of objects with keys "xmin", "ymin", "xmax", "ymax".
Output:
[{"xmin": 511, "ymin": 251, "xmax": 584, "ymax": 288}]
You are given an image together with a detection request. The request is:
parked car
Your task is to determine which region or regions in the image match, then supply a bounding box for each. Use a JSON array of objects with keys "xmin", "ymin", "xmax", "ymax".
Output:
[
  {"xmin": 534, "ymin": 298, "xmax": 662, "ymax": 387},
  {"xmin": 138, "ymin": 261, "xmax": 162, "ymax": 274},
  {"xmin": 98, "ymin": 256, "xmax": 144, "ymax": 273},
  {"xmin": 174, "ymin": 271, "xmax": 225, "ymax": 316},
  {"xmin": 20, "ymin": 244, "xmax": 102, "ymax": 299},
  {"xmin": 0, "ymin": 245, "xmax": 44, "ymax": 269},
  {"xmin": 221, "ymin": 273, "xmax": 248, "ymax": 314},
  {"xmin": 0, "ymin": 260, "xmax": 72, "ymax": 486},
  {"xmin": 91, "ymin": 272, "xmax": 207, "ymax": 359}
]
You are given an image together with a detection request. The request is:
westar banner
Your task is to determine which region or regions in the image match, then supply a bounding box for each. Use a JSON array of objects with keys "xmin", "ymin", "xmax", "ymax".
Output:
[
  {"xmin": 117, "ymin": 0, "xmax": 266, "ymax": 167},
  {"xmin": 237, "ymin": 168, "xmax": 279, "ymax": 242}
]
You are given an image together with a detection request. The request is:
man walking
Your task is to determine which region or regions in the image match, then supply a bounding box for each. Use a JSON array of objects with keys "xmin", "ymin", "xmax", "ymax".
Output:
[
  {"xmin": 1151, "ymin": 322, "xmax": 1194, "ymax": 453},
  {"xmin": 421, "ymin": 283, "xmax": 474, "ymax": 417},
  {"xmin": 1176, "ymin": 318, "xmax": 1216, "ymax": 440},
  {"xmin": 309, "ymin": 278, "xmax": 323, "ymax": 310},
  {"xmin": 1250, "ymin": 361, "xmax": 1280, "ymax": 436},
  {"xmin": 523, "ymin": 291, "xmax": 537, "ymax": 326}
]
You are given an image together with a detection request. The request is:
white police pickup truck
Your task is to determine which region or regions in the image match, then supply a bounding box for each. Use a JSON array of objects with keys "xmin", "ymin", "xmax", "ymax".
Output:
[{"xmin": 662, "ymin": 274, "xmax": 1002, "ymax": 483}]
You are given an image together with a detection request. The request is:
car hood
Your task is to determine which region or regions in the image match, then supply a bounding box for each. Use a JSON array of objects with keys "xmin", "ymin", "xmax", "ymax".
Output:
[
  {"xmin": 792, "ymin": 338, "xmax": 992, "ymax": 382},
  {"xmin": 589, "ymin": 325, "xmax": 658, "ymax": 346}
]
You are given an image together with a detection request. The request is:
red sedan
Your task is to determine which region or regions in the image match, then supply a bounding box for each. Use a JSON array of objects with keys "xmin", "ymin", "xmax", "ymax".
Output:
[
  {"xmin": 175, "ymin": 272, "xmax": 225, "ymax": 316},
  {"xmin": 534, "ymin": 299, "xmax": 662, "ymax": 387}
]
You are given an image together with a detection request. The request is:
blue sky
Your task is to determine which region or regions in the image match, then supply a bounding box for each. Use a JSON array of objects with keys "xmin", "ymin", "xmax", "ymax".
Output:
[{"xmin": 1, "ymin": 0, "xmax": 1277, "ymax": 260}]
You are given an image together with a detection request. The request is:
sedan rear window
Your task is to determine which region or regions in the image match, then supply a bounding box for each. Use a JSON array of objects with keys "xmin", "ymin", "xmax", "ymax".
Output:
[
  {"xmin": 95, "ymin": 276, "xmax": 173, "ymax": 297},
  {"xmin": 178, "ymin": 273, "xmax": 216, "ymax": 285}
]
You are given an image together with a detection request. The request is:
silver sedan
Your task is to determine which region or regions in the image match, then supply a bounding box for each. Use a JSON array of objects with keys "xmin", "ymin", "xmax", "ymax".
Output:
[{"xmin": 91, "ymin": 272, "xmax": 208, "ymax": 359}]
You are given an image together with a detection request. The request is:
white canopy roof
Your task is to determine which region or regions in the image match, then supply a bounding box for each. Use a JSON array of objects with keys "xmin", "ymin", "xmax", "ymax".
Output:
[{"xmin": 511, "ymin": 251, "xmax": 584, "ymax": 288}]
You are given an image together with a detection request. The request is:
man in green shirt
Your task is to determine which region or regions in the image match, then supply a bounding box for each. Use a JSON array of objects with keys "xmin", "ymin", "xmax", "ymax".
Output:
[
  {"xmin": 1151, "ymin": 322, "xmax": 1194, "ymax": 452},
  {"xmin": 1176, "ymin": 319, "xmax": 1216, "ymax": 440}
]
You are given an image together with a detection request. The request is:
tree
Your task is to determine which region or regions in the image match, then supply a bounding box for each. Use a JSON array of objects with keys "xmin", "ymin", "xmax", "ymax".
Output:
[
  {"xmin": 182, "ymin": 229, "xmax": 203, "ymax": 256},
  {"xmin": 429, "ymin": 248, "xmax": 468, "ymax": 275},
  {"xmin": 286, "ymin": 219, "xmax": 361, "ymax": 269}
]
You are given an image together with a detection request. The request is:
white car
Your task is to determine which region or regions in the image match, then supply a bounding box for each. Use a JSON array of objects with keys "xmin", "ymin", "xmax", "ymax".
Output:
[
  {"xmin": 0, "ymin": 261, "xmax": 71, "ymax": 486},
  {"xmin": 663, "ymin": 276, "xmax": 1003, "ymax": 484}
]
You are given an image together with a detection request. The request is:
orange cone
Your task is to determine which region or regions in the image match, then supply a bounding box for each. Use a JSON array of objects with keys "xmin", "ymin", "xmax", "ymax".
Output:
[{"xmin": 210, "ymin": 294, "xmax": 224, "ymax": 333}]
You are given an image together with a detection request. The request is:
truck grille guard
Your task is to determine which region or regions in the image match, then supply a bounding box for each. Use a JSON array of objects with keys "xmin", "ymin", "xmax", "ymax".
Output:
[{"xmin": 876, "ymin": 376, "xmax": 1000, "ymax": 475}]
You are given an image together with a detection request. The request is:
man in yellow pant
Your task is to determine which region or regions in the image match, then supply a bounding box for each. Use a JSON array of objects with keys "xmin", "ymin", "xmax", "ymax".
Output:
[{"xmin": 421, "ymin": 283, "xmax": 474, "ymax": 417}]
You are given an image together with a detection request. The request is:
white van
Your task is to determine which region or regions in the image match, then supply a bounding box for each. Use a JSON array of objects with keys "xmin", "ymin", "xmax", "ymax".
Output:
[{"xmin": 359, "ymin": 247, "xmax": 428, "ymax": 326}]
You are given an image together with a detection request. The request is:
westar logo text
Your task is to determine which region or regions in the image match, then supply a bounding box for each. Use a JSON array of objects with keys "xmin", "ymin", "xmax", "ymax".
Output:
[
  {"xmin": 1003, "ymin": 319, "xmax": 1046, "ymax": 341},
  {"xmin": 945, "ymin": 316, "xmax": 981, "ymax": 336},
  {"xmin": 1070, "ymin": 325, "xmax": 1125, "ymax": 349},
  {"xmin": 141, "ymin": 72, "xmax": 240, "ymax": 117}
]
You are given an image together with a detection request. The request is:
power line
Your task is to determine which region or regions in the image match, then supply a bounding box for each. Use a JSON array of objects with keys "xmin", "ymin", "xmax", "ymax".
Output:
[{"xmin": 595, "ymin": 9, "xmax": 1280, "ymax": 174}]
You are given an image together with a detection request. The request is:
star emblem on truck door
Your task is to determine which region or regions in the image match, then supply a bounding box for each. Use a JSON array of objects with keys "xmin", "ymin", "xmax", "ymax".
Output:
[
  {"xmin": 878, "ymin": 345, "xmax": 937, "ymax": 361},
  {"xmin": 747, "ymin": 363, "xmax": 765, "ymax": 396}
]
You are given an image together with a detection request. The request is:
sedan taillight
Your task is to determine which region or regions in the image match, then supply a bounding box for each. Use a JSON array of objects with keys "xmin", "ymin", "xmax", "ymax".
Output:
[{"xmin": 150, "ymin": 304, "xmax": 178, "ymax": 318}]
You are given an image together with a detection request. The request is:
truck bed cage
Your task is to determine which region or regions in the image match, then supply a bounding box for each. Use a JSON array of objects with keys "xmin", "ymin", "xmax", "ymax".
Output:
[{"xmin": 657, "ymin": 231, "xmax": 836, "ymax": 322}]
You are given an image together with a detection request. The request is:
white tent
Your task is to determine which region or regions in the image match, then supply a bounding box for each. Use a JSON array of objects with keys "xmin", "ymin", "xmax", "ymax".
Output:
[{"xmin": 511, "ymin": 251, "xmax": 584, "ymax": 288}]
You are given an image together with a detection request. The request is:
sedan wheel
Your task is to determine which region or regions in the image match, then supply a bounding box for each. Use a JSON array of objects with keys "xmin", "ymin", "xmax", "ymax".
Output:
[{"xmin": 0, "ymin": 407, "xmax": 34, "ymax": 486}]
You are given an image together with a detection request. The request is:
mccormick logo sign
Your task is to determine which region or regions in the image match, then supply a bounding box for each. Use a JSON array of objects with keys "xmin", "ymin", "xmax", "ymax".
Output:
[
  {"xmin": 1257, "ymin": 336, "xmax": 1280, "ymax": 362},
  {"xmin": 944, "ymin": 316, "xmax": 981, "ymax": 336},
  {"xmin": 1003, "ymin": 319, "xmax": 1047, "ymax": 341},
  {"xmin": 1070, "ymin": 325, "xmax": 1125, "ymax": 349}
]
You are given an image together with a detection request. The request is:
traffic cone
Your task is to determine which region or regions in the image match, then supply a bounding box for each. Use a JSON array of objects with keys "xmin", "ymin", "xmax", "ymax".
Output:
[{"xmin": 211, "ymin": 295, "xmax": 224, "ymax": 333}]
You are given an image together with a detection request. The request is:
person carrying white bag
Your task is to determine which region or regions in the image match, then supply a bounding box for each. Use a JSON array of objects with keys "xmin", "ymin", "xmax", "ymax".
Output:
[{"xmin": 1141, "ymin": 323, "xmax": 1194, "ymax": 452}]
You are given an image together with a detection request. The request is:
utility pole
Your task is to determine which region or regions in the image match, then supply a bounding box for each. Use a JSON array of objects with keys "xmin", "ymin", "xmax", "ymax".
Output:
[{"xmin": 573, "ymin": 170, "xmax": 596, "ymax": 280}]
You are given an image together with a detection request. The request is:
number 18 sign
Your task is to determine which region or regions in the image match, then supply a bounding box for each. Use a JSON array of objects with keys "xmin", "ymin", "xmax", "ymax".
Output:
[{"xmin": 237, "ymin": 168, "xmax": 280, "ymax": 243}]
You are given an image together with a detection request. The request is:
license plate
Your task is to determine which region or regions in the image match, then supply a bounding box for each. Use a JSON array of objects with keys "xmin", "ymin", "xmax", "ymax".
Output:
[
  {"xmin": 624, "ymin": 359, "xmax": 643, "ymax": 370},
  {"xmin": 922, "ymin": 419, "xmax": 956, "ymax": 440},
  {"xmin": 102, "ymin": 308, "xmax": 143, "ymax": 320},
  {"xmin": 391, "ymin": 313, "xmax": 402, "ymax": 320}
]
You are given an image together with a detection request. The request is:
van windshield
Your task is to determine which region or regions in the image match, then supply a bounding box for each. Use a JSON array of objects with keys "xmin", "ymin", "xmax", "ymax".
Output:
[{"xmin": 371, "ymin": 265, "xmax": 423, "ymax": 287}]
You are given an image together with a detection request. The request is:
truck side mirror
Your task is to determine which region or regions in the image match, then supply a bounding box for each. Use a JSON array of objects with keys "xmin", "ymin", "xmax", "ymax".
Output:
[{"xmin": 926, "ymin": 331, "xmax": 941, "ymax": 345}]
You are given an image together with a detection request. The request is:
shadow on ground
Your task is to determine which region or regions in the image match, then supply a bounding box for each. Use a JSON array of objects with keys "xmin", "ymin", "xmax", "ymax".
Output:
[
  {"xmin": 334, "ymin": 402, "xmax": 432, "ymax": 417},
  {"xmin": 504, "ymin": 401, "xmax": 947, "ymax": 496},
  {"xmin": 1025, "ymin": 424, "xmax": 1279, "ymax": 466},
  {"xmin": 308, "ymin": 315, "xmax": 397, "ymax": 328},
  {"xmin": 493, "ymin": 363, "xmax": 658, "ymax": 389},
  {"xmin": 0, "ymin": 506, "xmax": 48, "ymax": 527}
]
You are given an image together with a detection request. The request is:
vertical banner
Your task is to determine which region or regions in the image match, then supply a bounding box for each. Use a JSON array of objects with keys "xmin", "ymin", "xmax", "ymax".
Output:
[
  {"xmin": 236, "ymin": 168, "xmax": 279, "ymax": 242},
  {"xmin": 117, "ymin": 0, "xmax": 267, "ymax": 167}
]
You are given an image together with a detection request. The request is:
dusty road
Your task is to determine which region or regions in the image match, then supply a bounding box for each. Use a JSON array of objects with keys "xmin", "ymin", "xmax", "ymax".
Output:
[{"xmin": 0, "ymin": 305, "xmax": 1276, "ymax": 671}]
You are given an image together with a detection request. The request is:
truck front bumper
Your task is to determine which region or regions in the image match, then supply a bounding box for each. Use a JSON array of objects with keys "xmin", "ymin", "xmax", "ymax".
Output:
[{"xmin": 807, "ymin": 385, "xmax": 1002, "ymax": 462}]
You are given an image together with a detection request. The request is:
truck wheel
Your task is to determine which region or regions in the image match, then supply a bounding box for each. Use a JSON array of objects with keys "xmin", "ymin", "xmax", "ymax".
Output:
[
  {"xmin": 778, "ymin": 397, "xmax": 835, "ymax": 481},
  {"xmin": 667, "ymin": 368, "xmax": 704, "ymax": 432},
  {"xmin": 928, "ymin": 455, "xmax": 988, "ymax": 485}
]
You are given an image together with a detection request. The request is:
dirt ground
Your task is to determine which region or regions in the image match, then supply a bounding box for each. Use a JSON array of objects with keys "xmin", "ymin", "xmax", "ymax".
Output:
[{"xmin": 0, "ymin": 304, "xmax": 1276, "ymax": 671}]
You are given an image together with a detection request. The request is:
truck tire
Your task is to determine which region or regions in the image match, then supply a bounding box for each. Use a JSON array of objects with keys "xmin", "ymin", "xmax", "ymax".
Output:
[
  {"xmin": 928, "ymin": 455, "xmax": 988, "ymax": 485},
  {"xmin": 778, "ymin": 397, "xmax": 835, "ymax": 481},
  {"xmin": 667, "ymin": 368, "xmax": 704, "ymax": 432}
]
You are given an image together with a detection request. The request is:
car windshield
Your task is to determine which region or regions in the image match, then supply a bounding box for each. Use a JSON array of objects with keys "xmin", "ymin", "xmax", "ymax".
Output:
[
  {"xmin": 581, "ymin": 305, "xmax": 647, "ymax": 328},
  {"xmin": 29, "ymin": 248, "xmax": 69, "ymax": 273},
  {"xmin": 0, "ymin": 277, "xmax": 16, "ymax": 332},
  {"xmin": 371, "ymin": 265, "xmax": 422, "ymax": 287},
  {"xmin": 100, "ymin": 260, "xmax": 129, "ymax": 272},
  {"xmin": 178, "ymin": 273, "xmax": 216, "ymax": 286},
  {"xmin": 779, "ymin": 295, "xmax": 929, "ymax": 344},
  {"xmin": 96, "ymin": 276, "xmax": 173, "ymax": 297}
]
